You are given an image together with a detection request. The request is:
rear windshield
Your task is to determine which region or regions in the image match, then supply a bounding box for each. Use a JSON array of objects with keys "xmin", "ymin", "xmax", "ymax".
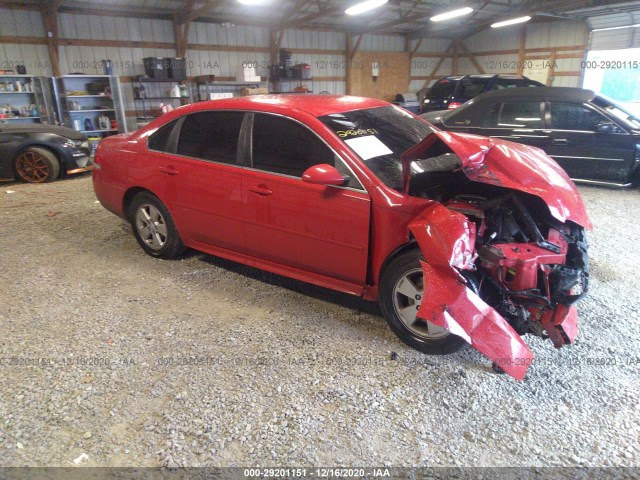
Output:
[
  {"xmin": 319, "ymin": 106, "xmax": 433, "ymax": 190},
  {"xmin": 427, "ymin": 79, "xmax": 457, "ymax": 99}
]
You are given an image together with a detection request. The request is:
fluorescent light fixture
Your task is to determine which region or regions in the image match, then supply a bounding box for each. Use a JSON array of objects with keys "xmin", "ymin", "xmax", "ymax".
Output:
[
  {"xmin": 491, "ymin": 16, "xmax": 531, "ymax": 28},
  {"xmin": 237, "ymin": 0, "xmax": 266, "ymax": 4},
  {"xmin": 430, "ymin": 7, "xmax": 474, "ymax": 22},
  {"xmin": 592, "ymin": 23, "xmax": 640, "ymax": 32},
  {"xmin": 345, "ymin": 0, "xmax": 388, "ymax": 16}
]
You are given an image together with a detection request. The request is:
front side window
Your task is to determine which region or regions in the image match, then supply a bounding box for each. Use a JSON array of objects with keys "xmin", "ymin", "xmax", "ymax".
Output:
[
  {"xmin": 251, "ymin": 114, "xmax": 362, "ymax": 189},
  {"xmin": 176, "ymin": 111, "xmax": 244, "ymax": 163},
  {"xmin": 549, "ymin": 102, "xmax": 607, "ymax": 131},
  {"xmin": 497, "ymin": 101, "xmax": 543, "ymax": 128},
  {"xmin": 251, "ymin": 114, "xmax": 333, "ymax": 177}
]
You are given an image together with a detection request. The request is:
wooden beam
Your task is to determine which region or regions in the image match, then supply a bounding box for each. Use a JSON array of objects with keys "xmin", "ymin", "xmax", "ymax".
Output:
[
  {"xmin": 345, "ymin": 35, "xmax": 352, "ymax": 95},
  {"xmin": 350, "ymin": 35, "xmax": 364, "ymax": 61},
  {"xmin": 458, "ymin": 41, "xmax": 485, "ymax": 74},
  {"xmin": 286, "ymin": 4, "xmax": 341, "ymax": 29},
  {"xmin": 41, "ymin": 0, "xmax": 62, "ymax": 77},
  {"xmin": 174, "ymin": 0, "xmax": 198, "ymax": 58},
  {"xmin": 451, "ymin": 40, "xmax": 459, "ymax": 75},
  {"xmin": 422, "ymin": 41, "xmax": 454, "ymax": 89},
  {"xmin": 517, "ymin": 26, "xmax": 526, "ymax": 75},
  {"xmin": 187, "ymin": 0, "xmax": 224, "ymax": 22},
  {"xmin": 546, "ymin": 49, "xmax": 557, "ymax": 85},
  {"xmin": 0, "ymin": 36, "xmax": 47, "ymax": 45},
  {"xmin": 352, "ymin": 12, "xmax": 429, "ymax": 35},
  {"xmin": 410, "ymin": 38, "xmax": 424, "ymax": 59}
]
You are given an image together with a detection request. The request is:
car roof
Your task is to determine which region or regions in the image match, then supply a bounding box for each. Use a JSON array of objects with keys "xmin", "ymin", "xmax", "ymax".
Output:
[
  {"xmin": 469, "ymin": 86, "xmax": 596, "ymax": 102},
  {"xmin": 183, "ymin": 94, "xmax": 390, "ymax": 118},
  {"xmin": 437, "ymin": 74, "xmax": 530, "ymax": 81}
]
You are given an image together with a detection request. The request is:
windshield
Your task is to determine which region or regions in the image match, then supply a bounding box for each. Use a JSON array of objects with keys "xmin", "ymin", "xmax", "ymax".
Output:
[
  {"xmin": 592, "ymin": 95, "xmax": 640, "ymax": 129},
  {"xmin": 319, "ymin": 106, "xmax": 433, "ymax": 190}
]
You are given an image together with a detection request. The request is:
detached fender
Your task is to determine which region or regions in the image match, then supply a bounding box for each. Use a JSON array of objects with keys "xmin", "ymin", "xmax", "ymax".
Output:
[{"xmin": 409, "ymin": 204, "xmax": 534, "ymax": 381}]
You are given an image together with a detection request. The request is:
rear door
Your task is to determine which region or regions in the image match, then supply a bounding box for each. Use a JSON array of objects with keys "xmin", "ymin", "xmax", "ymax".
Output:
[
  {"xmin": 544, "ymin": 101, "xmax": 635, "ymax": 182},
  {"xmin": 473, "ymin": 100, "xmax": 549, "ymax": 150},
  {"xmin": 151, "ymin": 110, "xmax": 246, "ymax": 252},
  {"xmin": 241, "ymin": 113, "xmax": 371, "ymax": 285}
]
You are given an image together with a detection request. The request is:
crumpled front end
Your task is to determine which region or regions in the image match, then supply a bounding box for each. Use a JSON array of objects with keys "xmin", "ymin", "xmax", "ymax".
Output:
[{"xmin": 409, "ymin": 194, "xmax": 589, "ymax": 381}]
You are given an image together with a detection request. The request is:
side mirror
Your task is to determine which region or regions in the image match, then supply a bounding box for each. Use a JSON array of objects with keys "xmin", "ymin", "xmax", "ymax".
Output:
[
  {"xmin": 302, "ymin": 164, "xmax": 348, "ymax": 186},
  {"xmin": 595, "ymin": 122, "xmax": 615, "ymax": 133}
]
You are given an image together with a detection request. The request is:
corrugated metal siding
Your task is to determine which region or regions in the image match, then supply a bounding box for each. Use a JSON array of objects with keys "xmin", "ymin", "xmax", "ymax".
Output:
[
  {"xmin": 0, "ymin": 8, "xmax": 44, "ymax": 37},
  {"xmin": 526, "ymin": 21, "xmax": 588, "ymax": 49},
  {"xmin": 360, "ymin": 34, "xmax": 405, "ymax": 52},
  {"xmin": 281, "ymin": 30, "xmax": 346, "ymax": 50}
]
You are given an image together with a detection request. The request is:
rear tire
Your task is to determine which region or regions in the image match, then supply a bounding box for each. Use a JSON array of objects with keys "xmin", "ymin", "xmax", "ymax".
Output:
[
  {"xmin": 129, "ymin": 192, "xmax": 185, "ymax": 259},
  {"xmin": 380, "ymin": 248, "xmax": 470, "ymax": 355},
  {"xmin": 14, "ymin": 147, "xmax": 60, "ymax": 183}
]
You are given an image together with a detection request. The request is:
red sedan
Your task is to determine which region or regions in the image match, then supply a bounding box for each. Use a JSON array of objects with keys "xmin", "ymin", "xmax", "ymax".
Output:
[{"xmin": 93, "ymin": 95, "xmax": 591, "ymax": 380}]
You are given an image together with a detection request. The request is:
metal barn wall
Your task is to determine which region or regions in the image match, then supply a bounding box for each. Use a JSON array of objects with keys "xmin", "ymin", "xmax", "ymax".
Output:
[
  {"xmin": 282, "ymin": 29, "xmax": 347, "ymax": 95},
  {"xmin": 461, "ymin": 20, "xmax": 589, "ymax": 88},
  {"xmin": 0, "ymin": 8, "xmax": 51, "ymax": 75},
  {"xmin": 588, "ymin": 11, "xmax": 640, "ymax": 49}
]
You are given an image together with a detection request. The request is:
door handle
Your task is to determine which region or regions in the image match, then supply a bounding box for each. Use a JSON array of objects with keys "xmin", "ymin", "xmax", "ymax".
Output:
[
  {"xmin": 249, "ymin": 185, "xmax": 273, "ymax": 196},
  {"xmin": 552, "ymin": 138, "xmax": 568, "ymax": 145},
  {"xmin": 159, "ymin": 165, "xmax": 179, "ymax": 175}
]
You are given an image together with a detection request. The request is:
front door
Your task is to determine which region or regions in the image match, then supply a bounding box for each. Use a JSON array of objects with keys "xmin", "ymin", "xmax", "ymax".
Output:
[
  {"xmin": 544, "ymin": 101, "xmax": 636, "ymax": 182},
  {"xmin": 242, "ymin": 113, "xmax": 371, "ymax": 285}
]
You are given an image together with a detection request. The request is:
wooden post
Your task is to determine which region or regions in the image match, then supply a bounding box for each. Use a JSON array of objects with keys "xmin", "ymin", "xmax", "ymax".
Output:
[
  {"xmin": 41, "ymin": 1, "xmax": 61, "ymax": 76},
  {"xmin": 517, "ymin": 26, "xmax": 527, "ymax": 75}
]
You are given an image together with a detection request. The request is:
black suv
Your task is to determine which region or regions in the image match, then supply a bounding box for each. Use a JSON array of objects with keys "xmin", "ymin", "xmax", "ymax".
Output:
[{"xmin": 421, "ymin": 74, "xmax": 543, "ymax": 113}]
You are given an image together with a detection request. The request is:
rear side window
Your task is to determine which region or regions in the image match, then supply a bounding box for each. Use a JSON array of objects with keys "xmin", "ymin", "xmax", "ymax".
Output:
[
  {"xmin": 148, "ymin": 119, "xmax": 179, "ymax": 152},
  {"xmin": 549, "ymin": 103, "xmax": 606, "ymax": 131},
  {"xmin": 427, "ymin": 79, "xmax": 456, "ymax": 99},
  {"xmin": 497, "ymin": 101, "xmax": 543, "ymax": 128},
  {"xmin": 458, "ymin": 78, "xmax": 491, "ymax": 99},
  {"xmin": 494, "ymin": 78, "xmax": 542, "ymax": 90},
  {"xmin": 176, "ymin": 111, "xmax": 244, "ymax": 164}
]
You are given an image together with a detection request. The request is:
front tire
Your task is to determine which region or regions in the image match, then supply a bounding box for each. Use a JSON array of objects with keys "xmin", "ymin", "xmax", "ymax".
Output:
[
  {"xmin": 380, "ymin": 248, "xmax": 468, "ymax": 355},
  {"xmin": 14, "ymin": 147, "xmax": 60, "ymax": 183},
  {"xmin": 129, "ymin": 192, "xmax": 185, "ymax": 259}
]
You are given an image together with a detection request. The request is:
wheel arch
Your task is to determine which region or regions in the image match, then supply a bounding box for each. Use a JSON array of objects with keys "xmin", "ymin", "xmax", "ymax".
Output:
[
  {"xmin": 123, "ymin": 187, "xmax": 157, "ymax": 221},
  {"xmin": 378, "ymin": 236, "xmax": 419, "ymax": 281}
]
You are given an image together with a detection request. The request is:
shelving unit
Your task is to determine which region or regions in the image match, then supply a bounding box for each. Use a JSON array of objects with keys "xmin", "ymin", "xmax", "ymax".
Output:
[
  {"xmin": 133, "ymin": 77, "xmax": 193, "ymax": 128},
  {"xmin": 268, "ymin": 78, "xmax": 314, "ymax": 94},
  {"xmin": 53, "ymin": 75, "xmax": 127, "ymax": 145},
  {"xmin": 194, "ymin": 77, "xmax": 267, "ymax": 101},
  {"xmin": 0, "ymin": 75, "xmax": 55, "ymax": 124}
]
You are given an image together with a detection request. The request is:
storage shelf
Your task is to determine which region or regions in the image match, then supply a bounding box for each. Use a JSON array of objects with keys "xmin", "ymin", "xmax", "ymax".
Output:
[
  {"xmin": 3, "ymin": 116, "xmax": 40, "ymax": 120},
  {"xmin": 0, "ymin": 91, "xmax": 35, "ymax": 94},
  {"xmin": 135, "ymin": 96, "xmax": 185, "ymax": 100},
  {"xmin": 67, "ymin": 95, "xmax": 110, "ymax": 98},
  {"xmin": 69, "ymin": 109, "xmax": 115, "ymax": 113}
]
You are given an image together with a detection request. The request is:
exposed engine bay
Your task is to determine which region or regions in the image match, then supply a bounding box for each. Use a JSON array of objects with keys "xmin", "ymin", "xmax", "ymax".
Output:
[{"xmin": 403, "ymin": 140, "xmax": 590, "ymax": 380}]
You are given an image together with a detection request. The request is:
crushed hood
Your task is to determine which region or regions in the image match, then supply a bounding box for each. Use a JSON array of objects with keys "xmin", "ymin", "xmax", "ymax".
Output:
[{"xmin": 402, "ymin": 131, "xmax": 592, "ymax": 229}]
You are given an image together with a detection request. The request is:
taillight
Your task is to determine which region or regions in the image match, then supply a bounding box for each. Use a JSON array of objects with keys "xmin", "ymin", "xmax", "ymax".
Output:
[{"xmin": 448, "ymin": 102, "xmax": 463, "ymax": 109}]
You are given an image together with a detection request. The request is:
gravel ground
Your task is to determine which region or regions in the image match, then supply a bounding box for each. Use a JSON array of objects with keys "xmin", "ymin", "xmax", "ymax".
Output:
[{"xmin": 0, "ymin": 174, "xmax": 639, "ymax": 468}]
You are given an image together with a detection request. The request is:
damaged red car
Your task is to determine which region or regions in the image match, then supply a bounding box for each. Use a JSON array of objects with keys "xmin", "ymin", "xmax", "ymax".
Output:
[{"xmin": 93, "ymin": 95, "xmax": 591, "ymax": 380}]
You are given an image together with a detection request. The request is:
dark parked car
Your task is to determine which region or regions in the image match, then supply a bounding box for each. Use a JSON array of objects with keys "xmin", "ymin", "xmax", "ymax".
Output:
[
  {"xmin": 93, "ymin": 95, "xmax": 591, "ymax": 380},
  {"xmin": 422, "ymin": 87, "xmax": 640, "ymax": 186},
  {"xmin": 0, "ymin": 124, "xmax": 91, "ymax": 183},
  {"xmin": 421, "ymin": 74, "xmax": 543, "ymax": 113}
]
